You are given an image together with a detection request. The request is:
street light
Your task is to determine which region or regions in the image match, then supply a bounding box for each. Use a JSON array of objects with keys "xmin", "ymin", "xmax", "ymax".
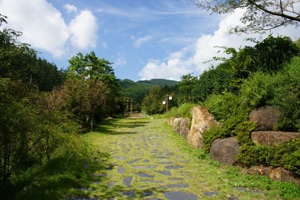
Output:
[{"xmin": 163, "ymin": 95, "xmax": 172, "ymax": 113}]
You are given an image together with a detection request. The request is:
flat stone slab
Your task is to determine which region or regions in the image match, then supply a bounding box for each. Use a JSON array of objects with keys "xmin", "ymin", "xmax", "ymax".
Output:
[
  {"xmin": 164, "ymin": 191, "xmax": 198, "ymax": 200},
  {"xmin": 164, "ymin": 183, "xmax": 189, "ymax": 188},
  {"xmin": 165, "ymin": 165, "xmax": 183, "ymax": 169},
  {"xmin": 233, "ymin": 187, "xmax": 263, "ymax": 194},
  {"xmin": 114, "ymin": 156, "xmax": 126, "ymax": 160},
  {"xmin": 168, "ymin": 177, "xmax": 184, "ymax": 181},
  {"xmin": 134, "ymin": 172, "xmax": 155, "ymax": 178},
  {"xmin": 132, "ymin": 165, "xmax": 158, "ymax": 169},
  {"xmin": 117, "ymin": 166, "xmax": 125, "ymax": 174},
  {"xmin": 204, "ymin": 191, "xmax": 219, "ymax": 197},
  {"xmin": 143, "ymin": 191, "xmax": 154, "ymax": 197},
  {"xmin": 122, "ymin": 190, "xmax": 135, "ymax": 198},
  {"xmin": 123, "ymin": 176, "xmax": 133, "ymax": 187},
  {"xmin": 155, "ymin": 170, "xmax": 171, "ymax": 176},
  {"xmin": 127, "ymin": 158, "xmax": 142, "ymax": 164},
  {"xmin": 158, "ymin": 161, "xmax": 174, "ymax": 165}
]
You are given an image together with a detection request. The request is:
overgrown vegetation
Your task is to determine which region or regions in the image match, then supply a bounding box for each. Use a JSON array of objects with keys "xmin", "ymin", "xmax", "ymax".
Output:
[
  {"xmin": 0, "ymin": 14, "xmax": 123, "ymax": 198},
  {"xmin": 167, "ymin": 35, "xmax": 300, "ymax": 178}
]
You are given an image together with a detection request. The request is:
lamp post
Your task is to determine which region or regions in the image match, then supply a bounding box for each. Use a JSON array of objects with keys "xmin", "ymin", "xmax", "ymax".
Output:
[
  {"xmin": 126, "ymin": 99, "xmax": 129, "ymax": 116},
  {"xmin": 163, "ymin": 95, "xmax": 172, "ymax": 113}
]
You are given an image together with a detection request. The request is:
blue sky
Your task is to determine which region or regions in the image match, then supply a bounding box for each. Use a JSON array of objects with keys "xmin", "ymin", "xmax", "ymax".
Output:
[{"xmin": 0, "ymin": 0, "xmax": 299, "ymax": 81}]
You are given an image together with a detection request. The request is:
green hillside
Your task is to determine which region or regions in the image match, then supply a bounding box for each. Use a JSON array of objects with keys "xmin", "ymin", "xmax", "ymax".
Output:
[
  {"xmin": 120, "ymin": 78, "xmax": 178, "ymax": 89},
  {"xmin": 119, "ymin": 78, "xmax": 178, "ymax": 111}
]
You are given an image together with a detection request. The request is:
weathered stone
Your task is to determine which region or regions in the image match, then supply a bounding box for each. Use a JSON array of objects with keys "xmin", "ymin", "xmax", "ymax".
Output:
[
  {"xmin": 187, "ymin": 106, "xmax": 218, "ymax": 148},
  {"xmin": 173, "ymin": 118, "xmax": 182, "ymax": 133},
  {"xmin": 179, "ymin": 118, "xmax": 190, "ymax": 138},
  {"xmin": 245, "ymin": 165, "xmax": 300, "ymax": 186},
  {"xmin": 168, "ymin": 117, "xmax": 175, "ymax": 126},
  {"xmin": 210, "ymin": 137, "xmax": 239, "ymax": 165},
  {"xmin": 251, "ymin": 131, "xmax": 300, "ymax": 146},
  {"xmin": 249, "ymin": 106, "xmax": 281, "ymax": 131}
]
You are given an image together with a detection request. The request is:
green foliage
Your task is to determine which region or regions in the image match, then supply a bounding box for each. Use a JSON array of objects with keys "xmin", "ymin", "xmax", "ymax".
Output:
[
  {"xmin": 193, "ymin": 65, "xmax": 234, "ymax": 102},
  {"xmin": 166, "ymin": 103, "xmax": 197, "ymax": 118},
  {"xmin": 239, "ymin": 72, "xmax": 275, "ymax": 108},
  {"xmin": 177, "ymin": 74, "xmax": 198, "ymax": 104},
  {"xmin": 198, "ymin": 37, "xmax": 300, "ymax": 169},
  {"xmin": 68, "ymin": 52, "xmax": 123, "ymax": 117},
  {"xmin": 142, "ymin": 86, "xmax": 165, "ymax": 115},
  {"xmin": 120, "ymin": 78, "xmax": 177, "ymax": 112},
  {"xmin": 0, "ymin": 79, "xmax": 79, "ymax": 191},
  {"xmin": 62, "ymin": 76, "xmax": 109, "ymax": 131}
]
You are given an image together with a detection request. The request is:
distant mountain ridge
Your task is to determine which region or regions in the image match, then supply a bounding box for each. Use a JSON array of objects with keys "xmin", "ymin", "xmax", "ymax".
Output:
[
  {"xmin": 119, "ymin": 79, "xmax": 178, "ymax": 107},
  {"xmin": 120, "ymin": 78, "xmax": 178, "ymax": 88}
]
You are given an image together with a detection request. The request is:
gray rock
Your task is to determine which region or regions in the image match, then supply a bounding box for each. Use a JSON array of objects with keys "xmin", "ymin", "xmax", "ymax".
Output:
[
  {"xmin": 251, "ymin": 131, "xmax": 300, "ymax": 146},
  {"xmin": 249, "ymin": 106, "xmax": 281, "ymax": 131},
  {"xmin": 173, "ymin": 118, "xmax": 182, "ymax": 133},
  {"xmin": 180, "ymin": 118, "xmax": 190, "ymax": 138},
  {"xmin": 210, "ymin": 137, "xmax": 239, "ymax": 165},
  {"xmin": 164, "ymin": 191, "xmax": 198, "ymax": 200}
]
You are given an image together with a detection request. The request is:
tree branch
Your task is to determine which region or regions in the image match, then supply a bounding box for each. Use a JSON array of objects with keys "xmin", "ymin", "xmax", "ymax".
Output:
[{"xmin": 248, "ymin": 0, "xmax": 300, "ymax": 22}]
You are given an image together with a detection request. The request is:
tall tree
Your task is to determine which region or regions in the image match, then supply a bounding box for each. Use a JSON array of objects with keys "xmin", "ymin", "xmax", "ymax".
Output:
[
  {"xmin": 195, "ymin": 0, "xmax": 300, "ymax": 32},
  {"xmin": 177, "ymin": 74, "xmax": 198, "ymax": 104},
  {"xmin": 68, "ymin": 52, "xmax": 121, "ymax": 129}
]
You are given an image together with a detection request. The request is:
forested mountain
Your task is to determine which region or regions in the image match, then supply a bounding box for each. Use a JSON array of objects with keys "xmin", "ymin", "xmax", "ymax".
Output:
[
  {"xmin": 120, "ymin": 78, "xmax": 177, "ymax": 89},
  {"xmin": 120, "ymin": 79, "xmax": 178, "ymax": 111}
]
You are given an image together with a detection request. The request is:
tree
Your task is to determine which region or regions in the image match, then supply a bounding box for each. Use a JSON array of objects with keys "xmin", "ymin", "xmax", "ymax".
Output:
[
  {"xmin": 142, "ymin": 86, "xmax": 165, "ymax": 115},
  {"xmin": 195, "ymin": 0, "xmax": 300, "ymax": 32},
  {"xmin": 63, "ymin": 76, "xmax": 108, "ymax": 131},
  {"xmin": 177, "ymin": 74, "xmax": 198, "ymax": 104},
  {"xmin": 68, "ymin": 51, "xmax": 122, "ymax": 117},
  {"xmin": 0, "ymin": 14, "xmax": 65, "ymax": 91}
]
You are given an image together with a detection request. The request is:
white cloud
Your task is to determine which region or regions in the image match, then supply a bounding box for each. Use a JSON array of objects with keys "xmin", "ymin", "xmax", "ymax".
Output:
[
  {"xmin": 138, "ymin": 49, "xmax": 193, "ymax": 80},
  {"xmin": 64, "ymin": 4, "xmax": 77, "ymax": 13},
  {"xmin": 69, "ymin": 10, "xmax": 98, "ymax": 49},
  {"xmin": 114, "ymin": 56, "xmax": 127, "ymax": 67},
  {"xmin": 132, "ymin": 35, "xmax": 153, "ymax": 47},
  {"xmin": 0, "ymin": 0, "xmax": 98, "ymax": 57},
  {"xmin": 139, "ymin": 8, "xmax": 300, "ymax": 80},
  {"xmin": 0, "ymin": 0, "xmax": 69, "ymax": 57}
]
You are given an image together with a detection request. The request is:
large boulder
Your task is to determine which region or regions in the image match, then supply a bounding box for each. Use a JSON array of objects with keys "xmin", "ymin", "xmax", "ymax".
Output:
[
  {"xmin": 251, "ymin": 131, "xmax": 300, "ymax": 146},
  {"xmin": 168, "ymin": 117, "xmax": 175, "ymax": 126},
  {"xmin": 245, "ymin": 166, "xmax": 300, "ymax": 186},
  {"xmin": 173, "ymin": 118, "xmax": 182, "ymax": 133},
  {"xmin": 249, "ymin": 106, "xmax": 281, "ymax": 131},
  {"xmin": 210, "ymin": 137, "xmax": 239, "ymax": 166},
  {"xmin": 179, "ymin": 118, "xmax": 190, "ymax": 138},
  {"xmin": 187, "ymin": 106, "xmax": 218, "ymax": 148}
]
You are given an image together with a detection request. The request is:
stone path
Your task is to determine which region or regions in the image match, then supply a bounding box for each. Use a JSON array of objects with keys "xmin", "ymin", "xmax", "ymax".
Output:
[{"xmin": 72, "ymin": 118, "xmax": 276, "ymax": 200}]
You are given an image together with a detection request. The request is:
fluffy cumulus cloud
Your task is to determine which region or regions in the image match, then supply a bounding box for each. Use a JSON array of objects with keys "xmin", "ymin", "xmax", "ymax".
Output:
[
  {"xmin": 139, "ymin": 8, "xmax": 300, "ymax": 80},
  {"xmin": 139, "ymin": 49, "xmax": 193, "ymax": 80},
  {"xmin": 0, "ymin": 0, "xmax": 98, "ymax": 57},
  {"xmin": 69, "ymin": 10, "xmax": 98, "ymax": 49}
]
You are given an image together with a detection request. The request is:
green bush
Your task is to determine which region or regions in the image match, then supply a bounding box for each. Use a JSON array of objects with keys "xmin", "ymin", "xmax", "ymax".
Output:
[
  {"xmin": 166, "ymin": 103, "xmax": 197, "ymax": 119},
  {"xmin": 203, "ymin": 92, "xmax": 254, "ymax": 151}
]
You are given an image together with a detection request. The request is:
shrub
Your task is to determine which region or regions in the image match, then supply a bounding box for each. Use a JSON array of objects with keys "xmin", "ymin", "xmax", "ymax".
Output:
[{"xmin": 166, "ymin": 103, "xmax": 197, "ymax": 119}]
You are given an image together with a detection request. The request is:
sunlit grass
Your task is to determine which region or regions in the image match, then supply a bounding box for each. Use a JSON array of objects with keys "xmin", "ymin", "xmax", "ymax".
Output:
[{"xmin": 4, "ymin": 117, "xmax": 299, "ymax": 199}]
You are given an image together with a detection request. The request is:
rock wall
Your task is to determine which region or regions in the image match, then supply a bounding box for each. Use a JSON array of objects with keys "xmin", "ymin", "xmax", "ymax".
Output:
[
  {"xmin": 210, "ymin": 137, "xmax": 239, "ymax": 165},
  {"xmin": 251, "ymin": 131, "xmax": 300, "ymax": 146},
  {"xmin": 168, "ymin": 105, "xmax": 300, "ymax": 185},
  {"xmin": 249, "ymin": 106, "xmax": 281, "ymax": 131},
  {"xmin": 245, "ymin": 166, "xmax": 300, "ymax": 186},
  {"xmin": 187, "ymin": 106, "xmax": 218, "ymax": 148},
  {"xmin": 179, "ymin": 118, "xmax": 190, "ymax": 138}
]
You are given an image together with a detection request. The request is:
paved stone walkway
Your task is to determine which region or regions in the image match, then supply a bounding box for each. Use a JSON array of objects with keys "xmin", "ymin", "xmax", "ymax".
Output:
[{"xmin": 73, "ymin": 118, "xmax": 272, "ymax": 200}]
